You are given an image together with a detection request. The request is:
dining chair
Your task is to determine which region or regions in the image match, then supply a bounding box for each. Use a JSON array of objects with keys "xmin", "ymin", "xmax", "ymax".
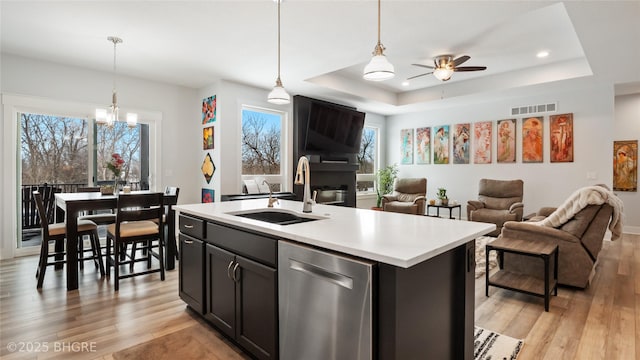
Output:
[
  {"xmin": 129, "ymin": 186, "xmax": 180, "ymax": 265},
  {"xmin": 76, "ymin": 186, "xmax": 118, "ymax": 268},
  {"xmin": 33, "ymin": 191, "xmax": 104, "ymax": 289},
  {"xmin": 105, "ymin": 192, "xmax": 165, "ymax": 291}
]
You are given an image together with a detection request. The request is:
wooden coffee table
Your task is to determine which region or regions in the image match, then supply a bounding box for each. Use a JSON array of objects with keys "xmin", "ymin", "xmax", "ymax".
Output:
[{"xmin": 485, "ymin": 237, "xmax": 558, "ymax": 311}]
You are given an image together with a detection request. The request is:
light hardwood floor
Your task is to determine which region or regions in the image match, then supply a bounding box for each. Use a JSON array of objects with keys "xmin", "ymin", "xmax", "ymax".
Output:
[{"xmin": 0, "ymin": 233, "xmax": 638, "ymax": 359}]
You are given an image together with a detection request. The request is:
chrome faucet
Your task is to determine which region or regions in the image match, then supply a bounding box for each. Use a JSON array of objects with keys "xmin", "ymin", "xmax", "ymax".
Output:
[
  {"xmin": 262, "ymin": 180, "xmax": 279, "ymax": 208},
  {"xmin": 295, "ymin": 156, "xmax": 313, "ymax": 213}
]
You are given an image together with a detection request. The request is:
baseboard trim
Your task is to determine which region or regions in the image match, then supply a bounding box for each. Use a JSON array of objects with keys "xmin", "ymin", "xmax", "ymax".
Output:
[{"xmin": 623, "ymin": 225, "xmax": 640, "ymax": 235}]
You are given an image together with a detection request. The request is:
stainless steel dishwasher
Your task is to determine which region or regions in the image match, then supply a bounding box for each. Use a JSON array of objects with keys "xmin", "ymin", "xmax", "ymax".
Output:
[{"xmin": 278, "ymin": 241, "xmax": 374, "ymax": 360}]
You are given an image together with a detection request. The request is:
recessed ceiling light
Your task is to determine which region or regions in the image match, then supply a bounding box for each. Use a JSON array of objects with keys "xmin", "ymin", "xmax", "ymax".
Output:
[
  {"xmin": 402, "ymin": 81, "xmax": 410, "ymax": 86},
  {"xmin": 537, "ymin": 51, "xmax": 549, "ymax": 58}
]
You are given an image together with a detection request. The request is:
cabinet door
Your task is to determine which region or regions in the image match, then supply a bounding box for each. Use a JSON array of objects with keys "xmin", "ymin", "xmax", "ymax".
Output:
[
  {"xmin": 179, "ymin": 234, "xmax": 204, "ymax": 314},
  {"xmin": 205, "ymin": 244, "xmax": 236, "ymax": 338},
  {"xmin": 235, "ymin": 255, "xmax": 278, "ymax": 360}
]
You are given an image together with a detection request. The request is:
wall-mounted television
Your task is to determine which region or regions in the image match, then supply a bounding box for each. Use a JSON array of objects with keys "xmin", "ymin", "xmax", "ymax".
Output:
[{"xmin": 303, "ymin": 100, "xmax": 366, "ymax": 155}]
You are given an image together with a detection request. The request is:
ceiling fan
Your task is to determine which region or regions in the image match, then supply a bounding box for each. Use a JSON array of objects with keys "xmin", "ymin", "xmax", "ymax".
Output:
[{"xmin": 408, "ymin": 55, "xmax": 487, "ymax": 81}]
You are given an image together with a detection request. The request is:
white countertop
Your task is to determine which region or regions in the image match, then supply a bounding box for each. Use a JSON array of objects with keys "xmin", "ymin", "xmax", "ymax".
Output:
[{"xmin": 175, "ymin": 199, "xmax": 495, "ymax": 268}]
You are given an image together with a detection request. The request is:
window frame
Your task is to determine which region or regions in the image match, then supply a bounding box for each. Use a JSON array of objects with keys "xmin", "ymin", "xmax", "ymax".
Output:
[
  {"xmin": 240, "ymin": 104, "xmax": 288, "ymax": 193},
  {"xmin": 356, "ymin": 125, "xmax": 380, "ymax": 194},
  {"xmin": 2, "ymin": 94, "xmax": 162, "ymax": 257}
]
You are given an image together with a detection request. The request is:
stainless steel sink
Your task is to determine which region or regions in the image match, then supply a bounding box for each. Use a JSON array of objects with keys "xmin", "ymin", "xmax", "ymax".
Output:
[{"xmin": 228, "ymin": 209, "xmax": 325, "ymax": 225}]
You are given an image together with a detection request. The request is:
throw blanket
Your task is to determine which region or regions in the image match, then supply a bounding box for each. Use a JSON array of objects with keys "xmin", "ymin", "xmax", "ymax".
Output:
[{"xmin": 535, "ymin": 186, "xmax": 624, "ymax": 240}]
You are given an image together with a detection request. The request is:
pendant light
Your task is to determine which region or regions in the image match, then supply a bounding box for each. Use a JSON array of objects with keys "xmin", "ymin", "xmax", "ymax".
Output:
[
  {"xmin": 96, "ymin": 36, "xmax": 138, "ymax": 128},
  {"xmin": 363, "ymin": 0, "xmax": 395, "ymax": 81},
  {"xmin": 267, "ymin": 0, "xmax": 290, "ymax": 105}
]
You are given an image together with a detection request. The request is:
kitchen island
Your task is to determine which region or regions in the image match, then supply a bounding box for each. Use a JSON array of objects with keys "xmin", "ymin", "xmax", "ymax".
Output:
[{"xmin": 175, "ymin": 199, "xmax": 495, "ymax": 360}]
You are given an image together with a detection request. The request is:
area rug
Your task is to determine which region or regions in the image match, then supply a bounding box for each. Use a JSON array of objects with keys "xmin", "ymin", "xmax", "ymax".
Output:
[
  {"xmin": 475, "ymin": 236, "xmax": 498, "ymax": 279},
  {"xmin": 475, "ymin": 326, "xmax": 524, "ymax": 360}
]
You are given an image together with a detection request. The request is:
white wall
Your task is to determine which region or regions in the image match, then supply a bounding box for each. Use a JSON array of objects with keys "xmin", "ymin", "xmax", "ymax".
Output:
[
  {"xmin": 205, "ymin": 80, "xmax": 293, "ymax": 197},
  {"xmin": 385, "ymin": 80, "xmax": 633, "ymax": 229},
  {"xmin": 1, "ymin": 54, "xmax": 200, "ymax": 259},
  {"xmin": 614, "ymin": 93, "xmax": 640, "ymax": 234}
]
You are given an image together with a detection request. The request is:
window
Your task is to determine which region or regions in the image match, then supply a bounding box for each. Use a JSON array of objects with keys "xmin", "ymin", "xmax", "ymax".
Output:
[
  {"xmin": 241, "ymin": 106, "xmax": 286, "ymax": 192},
  {"xmin": 96, "ymin": 121, "xmax": 148, "ymax": 189},
  {"xmin": 356, "ymin": 126, "xmax": 378, "ymax": 192}
]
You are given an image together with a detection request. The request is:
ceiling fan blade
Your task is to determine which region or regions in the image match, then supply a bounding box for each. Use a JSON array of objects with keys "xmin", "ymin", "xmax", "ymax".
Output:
[
  {"xmin": 454, "ymin": 66, "xmax": 487, "ymax": 72},
  {"xmin": 453, "ymin": 55, "xmax": 470, "ymax": 67},
  {"xmin": 411, "ymin": 63, "xmax": 435, "ymax": 69},
  {"xmin": 406, "ymin": 72, "xmax": 432, "ymax": 80}
]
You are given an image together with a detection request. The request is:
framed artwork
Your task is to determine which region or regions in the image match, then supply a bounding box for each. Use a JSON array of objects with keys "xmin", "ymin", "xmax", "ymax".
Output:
[
  {"xmin": 400, "ymin": 128, "xmax": 414, "ymax": 164},
  {"xmin": 202, "ymin": 188, "xmax": 215, "ymax": 203},
  {"xmin": 202, "ymin": 95, "xmax": 217, "ymax": 124},
  {"xmin": 497, "ymin": 119, "xmax": 516, "ymax": 163},
  {"xmin": 550, "ymin": 113, "xmax": 574, "ymax": 162},
  {"xmin": 613, "ymin": 140, "xmax": 637, "ymax": 192},
  {"xmin": 415, "ymin": 127, "xmax": 431, "ymax": 164},
  {"xmin": 473, "ymin": 121, "xmax": 492, "ymax": 164},
  {"xmin": 433, "ymin": 125, "xmax": 450, "ymax": 164},
  {"xmin": 453, "ymin": 123, "xmax": 470, "ymax": 164},
  {"xmin": 201, "ymin": 152, "xmax": 216, "ymax": 184},
  {"xmin": 203, "ymin": 126, "xmax": 214, "ymax": 150},
  {"xmin": 522, "ymin": 117, "xmax": 543, "ymax": 163}
]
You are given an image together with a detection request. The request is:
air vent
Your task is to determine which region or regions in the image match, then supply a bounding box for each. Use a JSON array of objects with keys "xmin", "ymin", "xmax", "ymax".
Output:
[{"xmin": 510, "ymin": 102, "xmax": 557, "ymax": 116}]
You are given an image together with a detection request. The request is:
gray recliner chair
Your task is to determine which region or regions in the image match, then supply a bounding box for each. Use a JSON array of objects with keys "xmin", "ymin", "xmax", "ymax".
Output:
[
  {"xmin": 467, "ymin": 179, "xmax": 524, "ymax": 236},
  {"xmin": 498, "ymin": 186, "xmax": 616, "ymax": 288},
  {"xmin": 382, "ymin": 178, "xmax": 427, "ymax": 215}
]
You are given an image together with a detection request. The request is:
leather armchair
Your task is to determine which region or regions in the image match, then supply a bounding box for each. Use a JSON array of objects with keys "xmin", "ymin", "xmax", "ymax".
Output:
[
  {"xmin": 467, "ymin": 179, "xmax": 524, "ymax": 236},
  {"xmin": 499, "ymin": 200, "xmax": 614, "ymax": 288},
  {"xmin": 382, "ymin": 178, "xmax": 427, "ymax": 215}
]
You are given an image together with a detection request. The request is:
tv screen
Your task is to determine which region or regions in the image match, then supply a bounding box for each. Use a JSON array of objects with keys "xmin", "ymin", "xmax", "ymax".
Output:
[{"xmin": 304, "ymin": 101, "xmax": 365, "ymax": 155}]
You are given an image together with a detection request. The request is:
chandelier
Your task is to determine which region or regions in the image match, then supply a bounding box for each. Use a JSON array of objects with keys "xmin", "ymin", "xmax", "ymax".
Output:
[{"xmin": 96, "ymin": 36, "xmax": 137, "ymax": 128}]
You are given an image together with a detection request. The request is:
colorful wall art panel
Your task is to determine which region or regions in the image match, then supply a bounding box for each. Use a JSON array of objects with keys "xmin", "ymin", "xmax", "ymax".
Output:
[
  {"xmin": 433, "ymin": 125, "xmax": 450, "ymax": 164},
  {"xmin": 522, "ymin": 117, "xmax": 543, "ymax": 163},
  {"xmin": 202, "ymin": 188, "xmax": 215, "ymax": 203},
  {"xmin": 550, "ymin": 113, "xmax": 574, "ymax": 162},
  {"xmin": 473, "ymin": 121, "xmax": 492, "ymax": 164},
  {"xmin": 416, "ymin": 127, "xmax": 431, "ymax": 164},
  {"xmin": 613, "ymin": 140, "xmax": 638, "ymax": 192},
  {"xmin": 203, "ymin": 126, "xmax": 214, "ymax": 150},
  {"xmin": 201, "ymin": 152, "xmax": 216, "ymax": 184},
  {"xmin": 400, "ymin": 128, "xmax": 414, "ymax": 164},
  {"xmin": 497, "ymin": 119, "xmax": 516, "ymax": 163},
  {"xmin": 202, "ymin": 95, "xmax": 216, "ymax": 124},
  {"xmin": 453, "ymin": 123, "xmax": 470, "ymax": 164}
]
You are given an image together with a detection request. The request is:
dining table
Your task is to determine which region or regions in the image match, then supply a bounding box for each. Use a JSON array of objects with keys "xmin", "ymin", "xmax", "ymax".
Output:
[{"xmin": 55, "ymin": 190, "xmax": 178, "ymax": 291}]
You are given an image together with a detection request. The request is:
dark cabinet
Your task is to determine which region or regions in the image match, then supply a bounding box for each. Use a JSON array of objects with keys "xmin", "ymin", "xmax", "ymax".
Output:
[
  {"xmin": 204, "ymin": 223, "xmax": 278, "ymax": 360},
  {"xmin": 179, "ymin": 234, "xmax": 204, "ymax": 313}
]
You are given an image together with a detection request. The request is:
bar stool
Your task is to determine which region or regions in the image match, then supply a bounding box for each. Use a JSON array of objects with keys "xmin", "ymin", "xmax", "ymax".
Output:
[{"xmin": 33, "ymin": 191, "xmax": 104, "ymax": 289}]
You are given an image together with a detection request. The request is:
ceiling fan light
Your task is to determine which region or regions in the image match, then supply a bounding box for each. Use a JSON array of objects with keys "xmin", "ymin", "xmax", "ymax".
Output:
[
  {"xmin": 267, "ymin": 78, "xmax": 291, "ymax": 105},
  {"xmin": 363, "ymin": 54, "xmax": 395, "ymax": 81},
  {"xmin": 433, "ymin": 67, "xmax": 454, "ymax": 81}
]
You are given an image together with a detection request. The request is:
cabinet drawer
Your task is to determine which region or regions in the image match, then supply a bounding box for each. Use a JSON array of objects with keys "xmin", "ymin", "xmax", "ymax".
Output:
[
  {"xmin": 206, "ymin": 221, "xmax": 277, "ymax": 267},
  {"xmin": 179, "ymin": 214, "xmax": 205, "ymax": 239}
]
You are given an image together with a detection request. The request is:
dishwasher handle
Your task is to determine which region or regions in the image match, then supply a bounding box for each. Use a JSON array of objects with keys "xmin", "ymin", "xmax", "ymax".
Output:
[{"xmin": 289, "ymin": 259, "xmax": 353, "ymax": 289}]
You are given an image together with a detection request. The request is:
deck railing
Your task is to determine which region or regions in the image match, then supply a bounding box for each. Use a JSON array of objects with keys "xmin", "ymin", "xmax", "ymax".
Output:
[{"xmin": 20, "ymin": 182, "xmax": 142, "ymax": 230}]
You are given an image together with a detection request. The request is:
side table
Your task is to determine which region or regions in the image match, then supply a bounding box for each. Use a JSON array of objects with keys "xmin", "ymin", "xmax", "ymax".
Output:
[
  {"xmin": 485, "ymin": 237, "xmax": 558, "ymax": 311},
  {"xmin": 426, "ymin": 204, "xmax": 462, "ymax": 219}
]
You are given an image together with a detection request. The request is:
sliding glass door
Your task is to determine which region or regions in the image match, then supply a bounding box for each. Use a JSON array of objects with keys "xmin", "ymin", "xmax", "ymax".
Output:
[{"xmin": 18, "ymin": 111, "xmax": 149, "ymax": 248}]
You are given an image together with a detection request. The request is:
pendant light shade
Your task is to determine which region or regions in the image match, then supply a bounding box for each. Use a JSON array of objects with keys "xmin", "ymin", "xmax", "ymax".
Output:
[
  {"xmin": 363, "ymin": 0, "xmax": 394, "ymax": 81},
  {"xmin": 267, "ymin": 0, "xmax": 290, "ymax": 104}
]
